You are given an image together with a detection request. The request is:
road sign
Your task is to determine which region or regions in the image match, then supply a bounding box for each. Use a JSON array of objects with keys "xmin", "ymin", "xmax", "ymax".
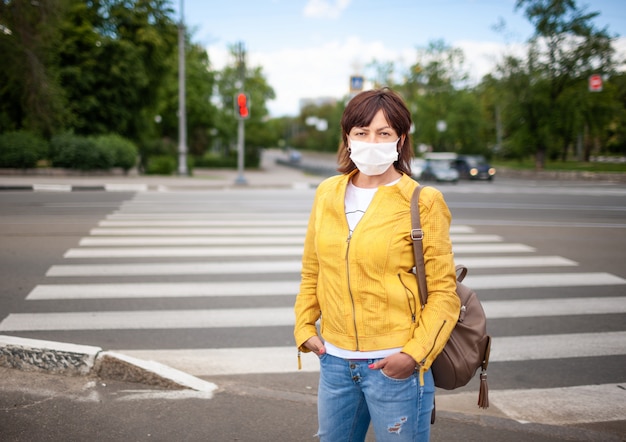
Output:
[
  {"xmin": 350, "ymin": 75, "xmax": 364, "ymax": 92},
  {"xmin": 589, "ymin": 74, "xmax": 603, "ymax": 92}
]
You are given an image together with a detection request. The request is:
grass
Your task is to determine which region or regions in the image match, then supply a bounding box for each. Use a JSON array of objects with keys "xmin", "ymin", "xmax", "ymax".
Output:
[{"xmin": 492, "ymin": 159, "xmax": 626, "ymax": 173}]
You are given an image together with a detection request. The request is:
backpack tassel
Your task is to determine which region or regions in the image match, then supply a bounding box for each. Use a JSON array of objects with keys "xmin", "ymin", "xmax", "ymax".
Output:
[
  {"xmin": 478, "ymin": 370, "xmax": 489, "ymax": 409},
  {"xmin": 477, "ymin": 335, "xmax": 491, "ymax": 409}
]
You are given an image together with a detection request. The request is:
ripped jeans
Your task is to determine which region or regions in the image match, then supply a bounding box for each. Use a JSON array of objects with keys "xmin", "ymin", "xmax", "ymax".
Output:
[{"xmin": 317, "ymin": 354, "xmax": 434, "ymax": 442}]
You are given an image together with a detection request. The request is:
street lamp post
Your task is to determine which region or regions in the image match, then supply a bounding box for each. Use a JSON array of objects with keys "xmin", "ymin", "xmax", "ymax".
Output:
[{"xmin": 177, "ymin": 0, "xmax": 188, "ymax": 176}]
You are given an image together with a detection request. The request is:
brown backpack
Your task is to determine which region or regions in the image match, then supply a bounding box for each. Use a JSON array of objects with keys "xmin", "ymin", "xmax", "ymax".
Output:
[{"xmin": 410, "ymin": 186, "xmax": 491, "ymax": 415}]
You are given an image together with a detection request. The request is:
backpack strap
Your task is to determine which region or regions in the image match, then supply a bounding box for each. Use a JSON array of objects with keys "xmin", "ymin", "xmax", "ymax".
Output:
[{"xmin": 410, "ymin": 185, "xmax": 428, "ymax": 308}]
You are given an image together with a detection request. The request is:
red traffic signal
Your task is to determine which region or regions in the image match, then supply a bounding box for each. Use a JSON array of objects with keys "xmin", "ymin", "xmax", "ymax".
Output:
[{"xmin": 235, "ymin": 92, "xmax": 250, "ymax": 119}]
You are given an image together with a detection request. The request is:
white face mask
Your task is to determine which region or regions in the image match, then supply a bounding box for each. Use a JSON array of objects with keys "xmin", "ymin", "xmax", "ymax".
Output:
[{"xmin": 349, "ymin": 138, "xmax": 400, "ymax": 176}]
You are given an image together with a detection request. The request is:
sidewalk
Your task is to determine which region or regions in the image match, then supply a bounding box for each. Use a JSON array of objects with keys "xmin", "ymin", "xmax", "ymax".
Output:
[{"xmin": 1, "ymin": 358, "xmax": 620, "ymax": 442}]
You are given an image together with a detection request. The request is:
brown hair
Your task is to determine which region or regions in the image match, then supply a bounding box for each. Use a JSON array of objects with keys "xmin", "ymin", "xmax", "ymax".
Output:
[{"xmin": 337, "ymin": 88, "xmax": 413, "ymax": 175}]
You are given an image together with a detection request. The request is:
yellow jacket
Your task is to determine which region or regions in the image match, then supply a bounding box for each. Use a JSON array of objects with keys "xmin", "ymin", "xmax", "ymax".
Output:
[{"xmin": 294, "ymin": 171, "xmax": 460, "ymax": 378}]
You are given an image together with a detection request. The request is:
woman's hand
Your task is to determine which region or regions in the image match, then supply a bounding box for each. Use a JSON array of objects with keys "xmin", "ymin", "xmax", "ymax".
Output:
[
  {"xmin": 303, "ymin": 336, "xmax": 326, "ymax": 357},
  {"xmin": 368, "ymin": 352, "xmax": 417, "ymax": 379}
]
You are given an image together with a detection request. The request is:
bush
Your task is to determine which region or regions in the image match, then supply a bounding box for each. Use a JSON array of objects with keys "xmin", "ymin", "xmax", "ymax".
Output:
[
  {"xmin": 194, "ymin": 146, "xmax": 260, "ymax": 169},
  {"xmin": 93, "ymin": 134, "xmax": 138, "ymax": 172},
  {"xmin": 145, "ymin": 155, "xmax": 176, "ymax": 175},
  {"xmin": 138, "ymin": 138, "xmax": 177, "ymax": 173},
  {"xmin": 0, "ymin": 131, "xmax": 47, "ymax": 168},
  {"xmin": 194, "ymin": 151, "xmax": 237, "ymax": 168},
  {"xmin": 50, "ymin": 133, "xmax": 114, "ymax": 171}
]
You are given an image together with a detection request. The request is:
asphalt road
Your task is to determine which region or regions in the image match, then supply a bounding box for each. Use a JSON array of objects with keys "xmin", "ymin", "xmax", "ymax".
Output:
[{"xmin": 0, "ymin": 167, "xmax": 625, "ymax": 441}]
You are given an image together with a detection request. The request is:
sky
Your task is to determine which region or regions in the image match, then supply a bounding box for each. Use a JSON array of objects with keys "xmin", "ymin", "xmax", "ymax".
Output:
[{"xmin": 172, "ymin": 0, "xmax": 626, "ymax": 117}]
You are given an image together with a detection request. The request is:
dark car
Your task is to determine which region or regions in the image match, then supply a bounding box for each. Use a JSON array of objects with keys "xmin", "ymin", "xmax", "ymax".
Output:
[{"xmin": 453, "ymin": 155, "xmax": 496, "ymax": 181}]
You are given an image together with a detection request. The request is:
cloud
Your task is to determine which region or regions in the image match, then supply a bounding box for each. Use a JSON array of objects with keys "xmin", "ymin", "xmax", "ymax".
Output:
[
  {"xmin": 208, "ymin": 37, "xmax": 515, "ymax": 117},
  {"xmin": 248, "ymin": 37, "xmax": 415, "ymax": 116},
  {"xmin": 303, "ymin": 0, "xmax": 351, "ymax": 20},
  {"xmin": 456, "ymin": 40, "xmax": 526, "ymax": 83},
  {"xmin": 209, "ymin": 35, "xmax": 626, "ymax": 118}
]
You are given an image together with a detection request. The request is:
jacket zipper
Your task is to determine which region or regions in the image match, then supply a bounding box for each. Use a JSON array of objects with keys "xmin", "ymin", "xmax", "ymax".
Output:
[
  {"xmin": 345, "ymin": 232, "xmax": 360, "ymax": 350},
  {"xmin": 419, "ymin": 319, "xmax": 447, "ymax": 366},
  {"xmin": 398, "ymin": 273, "xmax": 416, "ymax": 323}
]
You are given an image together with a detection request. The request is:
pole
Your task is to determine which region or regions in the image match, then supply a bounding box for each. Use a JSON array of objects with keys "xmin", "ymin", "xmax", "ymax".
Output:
[
  {"xmin": 234, "ymin": 42, "xmax": 247, "ymax": 185},
  {"xmin": 177, "ymin": 0, "xmax": 188, "ymax": 176},
  {"xmin": 235, "ymin": 118, "xmax": 246, "ymax": 184}
]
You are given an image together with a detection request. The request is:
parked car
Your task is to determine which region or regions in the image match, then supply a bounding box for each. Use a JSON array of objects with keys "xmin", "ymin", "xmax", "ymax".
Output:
[
  {"xmin": 420, "ymin": 158, "xmax": 459, "ymax": 183},
  {"xmin": 453, "ymin": 155, "xmax": 496, "ymax": 181}
]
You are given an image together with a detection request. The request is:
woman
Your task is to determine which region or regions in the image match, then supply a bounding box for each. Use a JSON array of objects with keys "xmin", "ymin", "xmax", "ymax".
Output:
[{"xmin": 294, "ymin": 88, "xmax": 460, "ymax": 441}]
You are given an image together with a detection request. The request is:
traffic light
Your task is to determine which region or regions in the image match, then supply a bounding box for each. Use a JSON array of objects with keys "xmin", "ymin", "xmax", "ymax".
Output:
[{"xmin": 235, "ymin": 92, "xmax": 250, "ymax": 119}]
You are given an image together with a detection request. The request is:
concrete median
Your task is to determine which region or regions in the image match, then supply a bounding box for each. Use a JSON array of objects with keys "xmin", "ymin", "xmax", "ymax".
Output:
[{"xmin": 0, "ymin": 335, "xmax": 216, "ymax": 393}]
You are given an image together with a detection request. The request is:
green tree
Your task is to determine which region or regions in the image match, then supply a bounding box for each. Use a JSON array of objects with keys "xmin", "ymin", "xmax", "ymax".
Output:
[
  {"xmin": 400, "ymin": 40, "xmax": 484, "ymax": 154},
  {"xmin": 56, "ymin": 0, "xmax": 178, "ymax": 140},
  {"xmin": 291, "ymin": 101, "xmax": 343, "ymax": 153},
  {"xmin": 495, "ymin": 50, "xmax": 553, "ymax": 161},
  {"xmin": 154, "ymin": 38, "xmax": 217, "ymax": 157},
  {"xmin": 0, "ymin": 0, "xmax": 69, "ymax": 136},
  {"xmin": 213, "ymin": 45, "xmax": 276, "ymax": 165},
  {"xmin": 603, "ymin": 73, "xmax": 626, "ymax": 155},
  {"xmin": 507, "ymin": 0, "xmax": 617, "ymax": 168}
]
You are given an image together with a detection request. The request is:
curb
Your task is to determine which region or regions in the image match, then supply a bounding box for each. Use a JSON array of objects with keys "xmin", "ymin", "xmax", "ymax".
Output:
[
  {"xmin": 0, "ymin": 180, "xmax": 319, "ymax": 192},
  {"xmin": 0, "ymin": 183, "xmax": 152, "ymax": 192},
  {"xmin": 0, "ymin": 335, "xmax": 216, "ymax": 393}
]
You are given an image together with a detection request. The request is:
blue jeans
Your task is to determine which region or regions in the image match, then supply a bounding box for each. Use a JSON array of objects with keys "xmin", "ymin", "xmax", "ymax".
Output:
[{"xmin": 317, "ymin": 353, "xmax": 435, "ymax": 442}]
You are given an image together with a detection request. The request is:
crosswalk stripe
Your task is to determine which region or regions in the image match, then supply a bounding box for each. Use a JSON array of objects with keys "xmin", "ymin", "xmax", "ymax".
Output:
[
  {"xmin": 44, "ymin": 255, "xmax": 604, "ymax": 283},
  {"xmin": 98, "ymin": 219, "xmax": 487, "ymax": 237},
  {"xmin": 4, "ymin": 298, "xmax": 626, "ymax": 330},
  {"xmin": 89, "ymin": 225, "xmax": 476, "ymax": 236},
  {"xmin": 484, "ymin": 296, "xmax": 626, "ymax": 317},
  {"xmin": 467, "ymin": 272, "xmax": 626, "ymax": 288},
  {"xmin": 450, "ymin": 234, "xmax": 502, "ymax": 243},
  {"xmin": 64, "ymin": 246, "xmax": 305, "ymax": 258},
  {"xmin": 63, "ymin": 243, "xmax": 532, "ymax": 258},
  {"xmin": 0, "ymin": 308, "xmax": 292, "ymax": 331},
  {"xmin": 118, "ymin": 347, "xmax": 317, "ymax": 375},
  {"xmin": 489, "ymin": 331, "xmax": 626, "ymax": 361},
  {"xmin": 26, "ymin": 281, "xmax": 302, "ymax": 300},
  {"xmin": 90, "ymin": 227, "xmax": 308, "ymax": 236},
  {"xmin": 48, "ymin": 256, "xmax": 576, "ymax": 274},
  {"xmin": 79, "ymin": 236, "xmax": 305, "ymax": 246},
  {"xmin": 47, "ymin": 261, "xmax": 303, "ymax": 276},
  {"xmin": 99, "ymin": 220, "xmax": 309, "ymax": 227},
  {"xmin": 78, "ymin": 234, "xmax": 503, "ymax": 247},
  {"xmin": 113, "ymin": 332, "xmax": 626, "ymax": 376},
  {"xmin": 107, "ymin": 213, "xmax": 310, "ymax": 221},
  {"xmin": 457, "ymin": 256, "xmax": 576, "ymax": 268},
  {"xmin": 453, "ymin": 243, "xmax": 535, "ymax": 253},
  {"xmin": 27, "ymin": 274, "xmax": 624, "ymax": 302}
]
